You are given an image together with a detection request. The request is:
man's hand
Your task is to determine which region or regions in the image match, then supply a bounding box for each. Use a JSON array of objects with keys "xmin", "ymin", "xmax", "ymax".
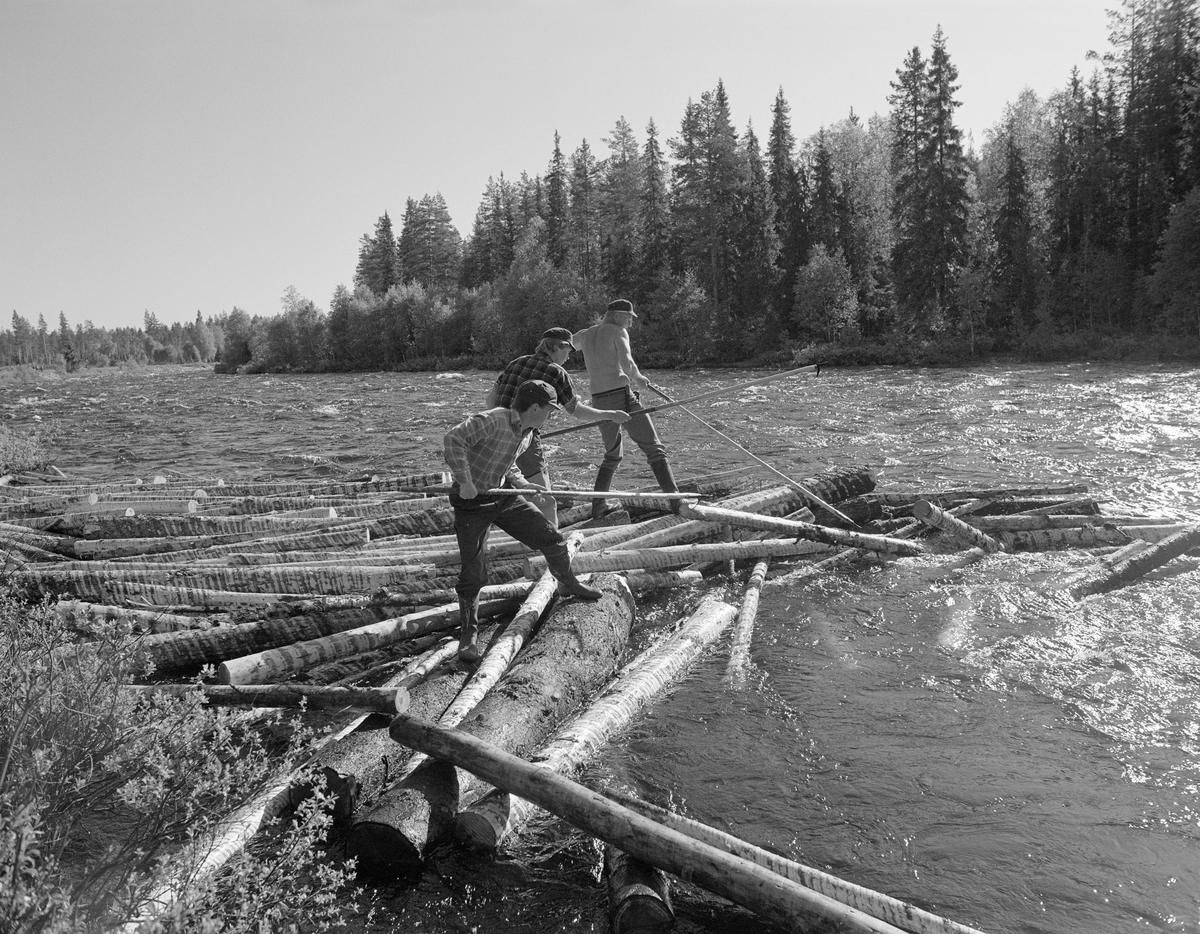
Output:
[
  {"xmin": 459, "ymin": 479, "xmax": 478, "ymax": 500},
  {"xmin": 606, "ymin": 410, "xmax": 631, "ymax": 425}
]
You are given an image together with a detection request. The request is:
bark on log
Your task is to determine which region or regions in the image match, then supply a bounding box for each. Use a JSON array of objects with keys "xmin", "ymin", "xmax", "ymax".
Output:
[
  {"xmin": 388, "ymin": 713, "xmax": 911, "ymax": 934},
  {"xmin": 54, "ymin": 599, "xmax": 214, "ymax": 634},
  {"xmin": 529, "ymin": 539, "xmax": 832, "ymax": 575},
  {"xmin": 995, "ymin": 526, "xmax": 1134, "ymax": 551},
  {"xmin": 455, "ymin": 594, "xmax": 735, "ymax": 851},
  {"xmin": 218, "ymin": 599, "xmax": 516, "ymax": 684},
  {"xmin": 126, "ymin": 683, "xmax": 401, "ymax": 713},
  {"xmin": 603, "ymin": 790, "xmax": 988, "ymax": 934},
  {"xmin": 346, "ymin": 574, "xmax": 635, "ymax": 878},
  {"xmin": 912, "ymin": 500, "xmax": 1005, "ymax": 553},
  {"xmin": 1069, "ymin": 523, "xmax": 1200, "ymax": 599},
  {"xmin": 606, "ymin": 844, "xmax": 674, "ymax": 934}
]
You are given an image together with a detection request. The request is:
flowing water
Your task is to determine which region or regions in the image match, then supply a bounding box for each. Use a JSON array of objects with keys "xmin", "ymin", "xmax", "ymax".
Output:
[{"xmin": 4, "ymin": 362, "xmax": 1199, "ymax": 934}]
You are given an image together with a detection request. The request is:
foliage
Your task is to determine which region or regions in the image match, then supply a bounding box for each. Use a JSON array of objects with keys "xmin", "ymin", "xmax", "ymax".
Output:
[
  {"xmin": 0, "ymin": 424, "xmax": 52, "ymax": 476},
  {"xmin": 0, "ymin": 591, "xmax": 359, "ymax": 933}
]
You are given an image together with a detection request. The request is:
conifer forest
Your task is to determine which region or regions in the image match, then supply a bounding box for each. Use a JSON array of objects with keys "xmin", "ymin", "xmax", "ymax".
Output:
[{"xmin": 5, "ymin": 2, "xmax": 1199, "ymax": 372}]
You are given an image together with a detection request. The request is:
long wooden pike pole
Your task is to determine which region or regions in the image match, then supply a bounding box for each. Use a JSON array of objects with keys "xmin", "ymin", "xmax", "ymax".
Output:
[
  {"xmin": 643, "ymin": 381, "xmax": 858, "ymax": 527},
  {"xmin": 541, "ymin": 364, "xmax": 821, "ymax": 439},
  {"xmin": 425, "ymin": 487, "xmax": 700, "ymax": 503}
]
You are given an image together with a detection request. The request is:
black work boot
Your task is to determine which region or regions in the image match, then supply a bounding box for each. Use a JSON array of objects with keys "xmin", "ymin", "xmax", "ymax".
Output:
[
  {"xmin": 650, "ymin": 457, "xmax": 681, "ymax": 514},
  {"xmin": 544, "ymin": 548, "xmax": 602, "ymax": 600},
  {"xmin": 591, "ymin": 463, "xmax": 619, "ymax": 520},
  {"xmin": 457, "ymin": 595, "xmax": 482, "ymax": 664}
]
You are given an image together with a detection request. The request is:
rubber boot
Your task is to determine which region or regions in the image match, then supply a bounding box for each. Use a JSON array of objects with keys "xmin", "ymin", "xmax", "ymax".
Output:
[
  {"xmin": 544, "ymin": 548, "xmax": 602, "ymax": 601},
  {"xmin": 649, "ymin": 457, "xmax": 681, "ymax": 514},
  {"xmin": 591, "ymin": 463, "xmax": 618, "ymax": 520},
  {"xmin": 457, "ymin": 595, "xmax": 481, "ymax": 664}
]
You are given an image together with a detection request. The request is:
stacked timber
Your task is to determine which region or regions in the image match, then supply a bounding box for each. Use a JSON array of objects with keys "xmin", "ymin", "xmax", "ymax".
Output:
[{"xmin": 5, "ymin": 463, "xmax": 1196, "ymax": 934}]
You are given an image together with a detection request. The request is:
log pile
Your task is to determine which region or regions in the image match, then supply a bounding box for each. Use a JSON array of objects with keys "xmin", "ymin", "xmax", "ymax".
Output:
[{"xmin": 3, "ymin": 464, "xmax": 1196, "ymax": 934}]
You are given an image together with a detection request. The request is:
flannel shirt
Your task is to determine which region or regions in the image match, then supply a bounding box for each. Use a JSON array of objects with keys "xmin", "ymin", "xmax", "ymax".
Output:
[
  {"xmin": 443, "ymin": 407, "xmax": 531, "ymax": 492},
  {"xmin": 491, "ymin": 352, "xmax": 579, "ymax": 412}
]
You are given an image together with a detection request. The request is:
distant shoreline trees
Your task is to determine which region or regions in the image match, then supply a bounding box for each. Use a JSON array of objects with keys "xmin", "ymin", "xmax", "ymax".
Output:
[{"xmin": 4, "ymin": 0, "xmax": 1197, "ymax": 374}]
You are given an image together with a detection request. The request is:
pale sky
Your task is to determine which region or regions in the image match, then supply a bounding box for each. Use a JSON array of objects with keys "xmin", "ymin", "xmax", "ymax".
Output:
[{"xmin": 1, "ymin": 0, "xmax": 1112, "ymax": 332}]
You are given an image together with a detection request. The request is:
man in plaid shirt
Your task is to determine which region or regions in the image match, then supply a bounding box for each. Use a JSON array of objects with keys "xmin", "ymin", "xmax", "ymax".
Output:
[
  {"xmin": 485, "ymin": 327, "xmax": 628, "ymax": 526},
  {"xmin": 444, "ymin": 378, "xmax": 602, "ymax": 664}
]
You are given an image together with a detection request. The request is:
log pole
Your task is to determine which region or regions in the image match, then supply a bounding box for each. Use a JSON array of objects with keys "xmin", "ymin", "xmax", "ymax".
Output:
[
  {"xmin": 606, "ymin": 844, "xmax": 674, "ymax": 934},
  {"xmin": 388, "ymin": 712, "xmax": 910, "ymax": 934},
  {"xmin": 911, "ymin": 500, "xmax": 1005, "ymax": 553},
  {"xmin": 725, "ymin": 558, "xmax": 770, "ymax": 690},
  {"xmin": 1069, "ymin": 523, "xmax": 1200, "ymax": 599}
]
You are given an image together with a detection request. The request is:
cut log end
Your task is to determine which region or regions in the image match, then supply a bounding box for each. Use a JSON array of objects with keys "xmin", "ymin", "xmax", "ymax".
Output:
[
  {"xmin": 454, "ymin": 803, "xmax": 508, "ymax": 851},
  {"xmin": 341, "ymin": 821, "xmax": 423, "ymax": 880}
]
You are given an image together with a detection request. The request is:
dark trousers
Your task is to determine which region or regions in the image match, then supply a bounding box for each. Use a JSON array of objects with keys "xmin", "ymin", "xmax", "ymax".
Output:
[
  {"xmin": 450, "ymin": 488, "xmax": 567, "ymax": 604},
  {"xmin": 591, "ymin": 385, "xmax": 669, "ymax": 472}
]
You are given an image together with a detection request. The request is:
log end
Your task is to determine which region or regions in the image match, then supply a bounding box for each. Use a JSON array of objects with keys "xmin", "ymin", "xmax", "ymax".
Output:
[
  {"xmin": 453, "ymin": 801, "xmax": 508, "ymax": 851},
  {"xmin": 393, "ymin": 686, "xmax": 411, "ymax": 714},
  {"xmin": 342, "ymin": 820, "xmax": 423, "ymax": 880}
]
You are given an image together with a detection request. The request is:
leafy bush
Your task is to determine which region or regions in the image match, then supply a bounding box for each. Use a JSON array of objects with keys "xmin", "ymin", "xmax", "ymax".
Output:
[{"xmin": 0, "ymin": 592, "xmax": 359, "ymax": 933}]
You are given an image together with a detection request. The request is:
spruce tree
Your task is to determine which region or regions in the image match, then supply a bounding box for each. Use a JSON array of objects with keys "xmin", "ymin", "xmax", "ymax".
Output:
[
  {"xmin": 354, "ymin": 212, "xmax": 402, "ymax": 296},
  {"xmin": 637, "ymin": 119, "xmax": 670, "ymax": 302},
  {"xmin": 545, "ymin": 132, "xmax": 570, "ymax": 268},
  {"xmin": 600, "ymin": 117, "xmax": 642, "ymax": 297},
  {"xmin": 992, "ymin": 131, "xmax": 1038, "ymax": 336},
  {"xmin": 569, "ymin": 139, "xmax": 600, "ymax": 286}
]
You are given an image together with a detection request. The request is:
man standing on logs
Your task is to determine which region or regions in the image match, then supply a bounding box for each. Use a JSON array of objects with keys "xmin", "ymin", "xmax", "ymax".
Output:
[
  {"xmin": 444, "ymin": 379, "xmax": 602, "ymax": 664},
  {"xmin": 573, "ymin": 299, "xmax": 680, "ymax": 520},
  {"xmin": 485, "ymin": 327, "xmax": 629, "ymax": 527}
]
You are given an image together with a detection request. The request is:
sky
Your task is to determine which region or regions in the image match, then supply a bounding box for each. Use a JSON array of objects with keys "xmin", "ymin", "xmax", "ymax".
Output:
[{"xmin": 0, "ymin": 0, "xmax": 1114, "ymax": 332}]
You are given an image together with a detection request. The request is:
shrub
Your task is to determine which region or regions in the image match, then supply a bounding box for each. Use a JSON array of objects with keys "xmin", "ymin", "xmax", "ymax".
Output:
[{"xmin": 0, "ymin": 592, "xmax": 359, "ymax": 933}]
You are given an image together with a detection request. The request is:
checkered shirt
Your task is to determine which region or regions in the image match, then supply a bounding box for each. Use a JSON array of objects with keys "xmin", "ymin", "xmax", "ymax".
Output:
[
  {"xmin": 491, "ymin": 352, "xmax": 579, "ymax": 412},
  {"xmin": 443, "ymin": 407, "xmax": 531, "ymax": 492}
]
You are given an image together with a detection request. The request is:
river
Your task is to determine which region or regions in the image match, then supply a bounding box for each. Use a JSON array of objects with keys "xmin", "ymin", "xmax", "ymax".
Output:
[{"xmin": 4, "ymin": 361, "xmax": 1198, "ymax": 934}]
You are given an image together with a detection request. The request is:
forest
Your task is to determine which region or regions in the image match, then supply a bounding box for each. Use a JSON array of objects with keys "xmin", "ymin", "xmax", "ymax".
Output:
[{"xmin": 3, "ymin": 0, "xmax": 1198, "ymax": 373}]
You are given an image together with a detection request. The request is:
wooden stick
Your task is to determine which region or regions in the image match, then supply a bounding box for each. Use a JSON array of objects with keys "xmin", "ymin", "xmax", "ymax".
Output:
[
  {"xmin": 645, "ymin": 381, "xmax": 858, "ymax": 526},
  {"xmin": 541, "ymin": 364, "xmax": 822, "ymax": 439},
  {"xmin": 427, "ymin": 487, "xmax": 700, "ymax": 502},
  {"xmin": 389, "ymin": 712, "xmax": 909, "ymax": 934}
]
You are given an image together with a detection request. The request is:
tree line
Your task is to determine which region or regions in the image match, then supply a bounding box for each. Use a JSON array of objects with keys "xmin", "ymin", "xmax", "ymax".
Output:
[{"xmin": 5, "ymin": 0, "xmax": 1197, "ymax": 374}]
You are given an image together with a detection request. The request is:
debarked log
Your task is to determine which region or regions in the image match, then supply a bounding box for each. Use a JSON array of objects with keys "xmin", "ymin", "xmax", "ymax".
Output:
[
  {"xmin": 345, "ymin": 574, "xmax": 635, "ymax": 878},
  {"xmin": 677, "ymin": 503, "xmax": 926, "ymax": 557},
  {"xmin": 1069, "ymin": 523, "xmax": 1200, "ymax": 599},
  {"xmin": 530, "ymin": 539, "xmax": 834, "ymax": 575},
  {"xmin": 388, "ymin": 713, "xmax": 911, "ymax": 934},
  {"xmin": 606, "ymin": 844, "xmax": 674, "ymax": 934},
  {"xmin": 455, "ymin": 593, "xmax": 735, "ymax": 851}
]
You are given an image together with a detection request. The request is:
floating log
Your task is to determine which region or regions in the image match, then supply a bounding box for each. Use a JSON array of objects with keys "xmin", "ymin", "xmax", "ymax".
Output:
[
  {"xmin": 530, "ymin": 538, "xmax": 833, "ymax": 576},
  {"xmin": 725, "ymin": 558, "xmax": 770, "ymax": 689},
  {"xmin": 455, "ymin": 594, "xmax": 736, "ymax": 851},
  {"xmin": 864, "ymin": 485, "xmax": 1088, "ymax": 507},
  {"xmin": 389, "ymin": 712, "xmax": 910, "ymax": 934},
  {"xmin": 606, "ymin": 844, "xmax": 674, "ymax": 934},
  {"xmin": 604, "ymin": 790, "xmax": 988, "ymax": 934},
  {"xmin": 969, "ymin": 514, "xmax": 1181, "ymax": 531},
  {"xmin": 912, "ymin": 500, "xmax": 1005, "ymax": 553},
  {"xmin": 1069, "ymin": 523, "xmax": 1200, "ymax": 599},
  {"xmin": 126, "ymin": 683, "xmax": 401, "ymax": 714},
  {"xmin": 348, "ymin": 574, "xmax": 635, "ymax": 877},
  {"xmin": 217, "ymin": 599, "xmax": 515, "ymax": 684},
  {"xmin": 994, "ymin": 526, "xmax": 1134, "ymax": 552},
  {"xmin": 678, "ymin": 503, "xmax": 925, "ymax": 557}
]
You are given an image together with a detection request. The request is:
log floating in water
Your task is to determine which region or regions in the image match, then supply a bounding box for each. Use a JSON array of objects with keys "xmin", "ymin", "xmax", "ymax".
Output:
[
  {"xmin": 1069, "ymin": 523, "xmax": 1200, "ymax": 599},
  {"xmin": 725, "ymin": 558, "xmax": 770, "ymax": 690},
  {"xmin": 606, "ymin": 844, "xmax": 674, "ymax": 934},
  {"xmin": 912, "ymin": 500, "xmax": 1005, "ymax": 553},
  {"xmin": 389, "ymin": 712, "xmax": 913, "ymax": 934}
]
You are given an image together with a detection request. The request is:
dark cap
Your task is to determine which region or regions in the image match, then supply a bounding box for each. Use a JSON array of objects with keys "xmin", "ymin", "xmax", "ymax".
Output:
[
  {"xmin": 606, "ymin": 298, "xmax": 637, "ymax": 317},
  {"xmin": 542, "ymin": 327, "xmax": 576, "ymax": 349},
  {"xmin": 514, "ymin": 379, "xmax": 563, "ymax": 411}
]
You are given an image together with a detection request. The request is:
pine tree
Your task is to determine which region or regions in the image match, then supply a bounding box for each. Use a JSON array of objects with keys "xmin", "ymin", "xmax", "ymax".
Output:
[
  {"xmin": 636, "ymin": 119, "xmax": 670, "ymax": 302},
  {"xmin": 992, "ymin": 131, "xmax": 1038, "ymax": 336},
  {"xmin": 545, "ymin": 132, "xmax": 570, "ymax": 268},
  {"xmin": 354, "ymin": 212, "xmax": 402, "ymax": 296},
  {"xmin": 399, "ymin": 193, "xmax": 463, "ymax": 290},
  {"xmin": 729, "ymin": 121, "xmax": 779, "ymax": 335}
]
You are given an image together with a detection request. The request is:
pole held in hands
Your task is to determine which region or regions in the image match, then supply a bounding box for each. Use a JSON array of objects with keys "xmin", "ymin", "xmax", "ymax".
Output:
[{"xmin": 542, "ymin": 364, "xmax": 821, "ymax": 439}]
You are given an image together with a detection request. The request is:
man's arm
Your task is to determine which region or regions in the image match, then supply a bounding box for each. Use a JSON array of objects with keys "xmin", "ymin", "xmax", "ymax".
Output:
[{"xmin": 572, "ymin": 402, "xmax": 631, "ymax": 424}]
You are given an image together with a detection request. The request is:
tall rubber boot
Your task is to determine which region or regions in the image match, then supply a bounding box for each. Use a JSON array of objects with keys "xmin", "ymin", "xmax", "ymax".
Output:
[
  {"xmin": 544, "ymin": 547, "xmax": 602, "ymax": 600},
  {"xmin": 649, "ymin": 457, "xmax": 681, "ymax": 514},
  {"xmin": 591, "ymin": 463, "xmax": 619, "ymax": 520},
  {"xmin": 457, "ymin": 595, "xmax": 482, "ymax": 664}
]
